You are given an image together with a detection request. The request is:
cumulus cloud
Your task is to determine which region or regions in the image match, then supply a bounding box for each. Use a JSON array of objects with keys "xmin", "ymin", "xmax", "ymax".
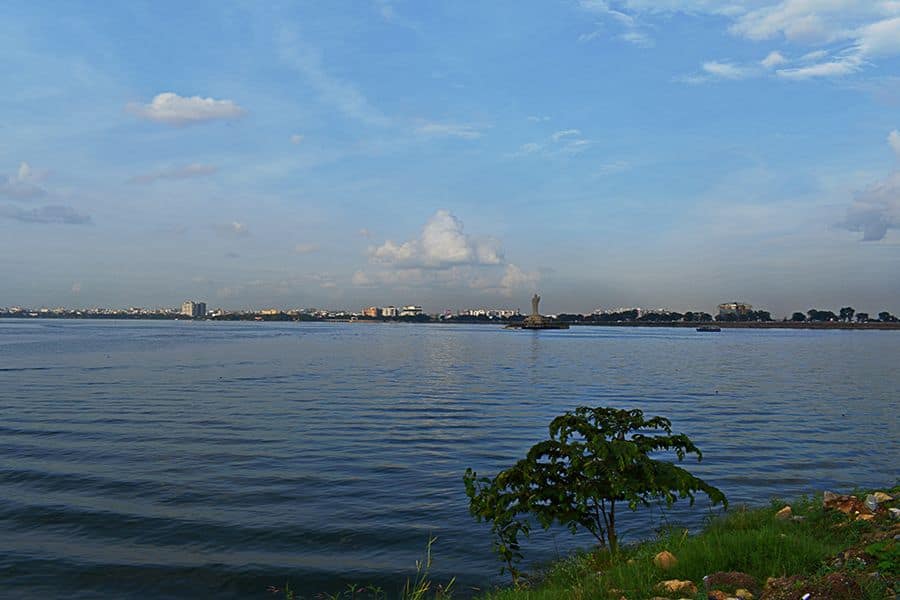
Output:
[
  {"xmin": 369, "ymin": 210, "xmax": 502, "ymax": 268},
  {"xmin": 415, "ymin": 122, "xmax": 484, "ymax": 139},
  {"xmin": 838, "ymin": 133, "xmax": 900, "ymax": 241},
  {"xmin": 215, "ymin": 221, "xmax": 250, "ymax": 237},
  {"xmin": 500, "ymin": 264, "xmax": 540, "ymax": 293},
  {"xmin": 128, "ymin": 92, "xmax": 246, "ymax": 126},
  {"xmin": 889, "ymin": 130, "xmax": 900, "ymax": 158},
  {"xmin": 761, "ymin": 50, "xmax": 788, "ymax": 68},
  {"xmin": 128, "ymin": 163, "xmax": 217, "ymax": 184},
  {"xmin": 1, "ymin": 162, "xmax": 47, "ymax": 199},
  {"xmin": 0, "ymin": 204, "xmax": 92, "ymax": 224},
  {"xmin": 354, "ymin": 211, "xmax": 543, "ymax": 295},
  {"xmin": 838, "ymin": 173, "xmax": 900, "ymax": 241}
]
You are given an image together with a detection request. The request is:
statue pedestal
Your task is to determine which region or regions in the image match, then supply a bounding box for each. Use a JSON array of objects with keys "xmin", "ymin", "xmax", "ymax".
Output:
[{"xmin": 519, "ymin": 315, "xmax": 569, "ymax": 330}]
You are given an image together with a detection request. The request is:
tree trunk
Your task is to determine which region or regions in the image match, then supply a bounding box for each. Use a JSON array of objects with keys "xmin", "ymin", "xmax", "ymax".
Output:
[{"xmin": 608, "ymin": 501, "xmax": 618, "ymax": 554}]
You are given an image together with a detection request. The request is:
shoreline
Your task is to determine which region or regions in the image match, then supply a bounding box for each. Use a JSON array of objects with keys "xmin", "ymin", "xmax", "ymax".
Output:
[
  {"xmin": 3, "ymin": 315, "xmax": 900, "ymax": 330},
  {"xmin": 474, "ymin": 485, "xmax": 900, "ymax": 600}
]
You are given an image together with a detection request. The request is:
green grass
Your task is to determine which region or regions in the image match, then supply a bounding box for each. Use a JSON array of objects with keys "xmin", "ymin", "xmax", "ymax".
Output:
[{"xmin": 480, "ymin": 487, "xmax": 899, "ymax": 600}]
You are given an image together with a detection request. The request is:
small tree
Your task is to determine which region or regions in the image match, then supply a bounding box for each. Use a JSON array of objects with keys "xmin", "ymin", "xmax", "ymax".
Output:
[
  {"xmin": 463, "ymin": 407, "xmax": 726, "ymax": 580},
  {"xmin": 791, "ymin": 312, "xmax": 806, "ymax": 322},
  {"xmin": 839, "ymin": 307, "xmax": 855, "ymax": 322}
]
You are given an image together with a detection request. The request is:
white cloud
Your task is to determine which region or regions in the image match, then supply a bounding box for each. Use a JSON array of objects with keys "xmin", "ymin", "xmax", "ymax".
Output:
[
  {"xmin": 597, "ymin": 2, "xmax": 900, "ymax": 81},
  {"xmin": 838, "ymin": 172, "xmax": 900, "ymax": 241},
  {"xmin": 369, "ymin": 210, "xmax": 503, "ymax": 268},
  {"xmin": 776, "ymin": 53, "xmax": 862, "ymax": 79},
  {"xmin": 801, "ymin": 49, "xmax": 829, "ymax": 62},
  {"xmin": 761, "ymin": 50, "xmax": 788, "ymax": 68},
  {"xmin": 578, "ymin": 30, "xmax": 605, "ymax": 43},
  {"xmin": 352, "ymin": 270, "xmax": 372, "ymax": 286},
  {"xmin": 620, "ymin": 30, "xmax": 655, "ymax": 47},
  {"xmin": 516, "ymin": 129, "xmax": 592, "ymax": 158},
  {"xmin": 857, "ymin": 16, "xmax": 900, "ymax": 57},
  {"xmin": 0, "ymin": 162, "xmax": 47, "ymax": 199},
  {"xmin": 838, "ymin": 134, "xmax": 900, "ymax": 241},
  {"xmin": 279, "ymin": 30, "xmax": 390, "ymax": 127},
  {"xmin": 578, "ymin": 0, "xmax": 655, "ymax": 47},
  {"xmin": 526, "ymin": 115, "xmax": 550, "ymax": 122},
  {"xmin": 703, "ymin": 61, "xmax": 753, "ymax": 79},
  {"xmin": 290, "ymin": 134, "xmax": 304, "ymax": 144},
  {"xmin": 127, "ymin": 92, "xmax": 246, "ymax": 126},
  {"xmin": 215, "ymin": 221, "xmax": 249, "ymax": 237},
  {"xmin": 294, "ymin": 243, "xmax": 320, "ymax": 254},
  {"xmin": 890, "ymin": 130, "xmax": 900, "ymax": 158},
  {"xmin": 551, "ymin": 129, "xmax": 581, "ymax": 142},
  {"xmin": 499, "ymin": 264, "xmax": 540, "ymax": 294},
  {"xmin": 128, "ymin": 163, "xmax": 217, "ymax": 184},
  {"xmin": 352, "ymin": 211, "xmax": 539, "ymax": 295},
  {"xmin": 416, "ymin": 122, "xmax": 484, "ymax": 139}
]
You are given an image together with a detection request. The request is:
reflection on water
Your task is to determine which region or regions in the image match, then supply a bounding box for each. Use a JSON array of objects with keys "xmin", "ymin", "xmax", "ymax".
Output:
[{"xmin": 0, "ymin": 320, "xmax": 898, "ymax": 599}]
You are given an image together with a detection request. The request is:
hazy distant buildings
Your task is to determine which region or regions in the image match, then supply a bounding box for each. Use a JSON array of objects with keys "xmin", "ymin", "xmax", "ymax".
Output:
[
  {"xmin": 399, "ymin": 305, "xmax": 423, "ymax": 317},
  {"xmin": 359, "ymin": 305, "xmax": 421, "ymax": 318},
  {"xmin": 181, "ymin": 301, "xmax": 207, "ymax": 317},
  {"xmin": 458, "ymin": 308, "xmax": 521, "ymax": 318},
  {"xmin": 718, "ymin": 302, "xmax": 752, "ymax": 319}
]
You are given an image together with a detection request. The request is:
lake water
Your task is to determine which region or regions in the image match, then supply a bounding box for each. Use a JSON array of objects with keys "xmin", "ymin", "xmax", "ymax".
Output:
[{"xmin": 1, "ymin": 320, "xmax": 898, "ymax": 598}]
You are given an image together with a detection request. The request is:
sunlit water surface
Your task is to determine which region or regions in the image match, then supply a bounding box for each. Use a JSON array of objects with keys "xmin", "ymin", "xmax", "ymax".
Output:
[{"xmin": 1, "ymin": 320, "xmax": 897, "ymax": 598}]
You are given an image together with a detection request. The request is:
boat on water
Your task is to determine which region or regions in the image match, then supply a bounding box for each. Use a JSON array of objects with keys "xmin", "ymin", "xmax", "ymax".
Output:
[{"xmin": 696, "ymin": 325, "xmax": 721, "ymax": 332}]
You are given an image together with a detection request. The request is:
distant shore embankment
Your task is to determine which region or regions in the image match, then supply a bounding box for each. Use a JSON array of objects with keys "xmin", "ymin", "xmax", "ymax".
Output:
[
  {"xmin": 569, "ymin": 321, "xmax": 900, "ymax": 330},
  {"xmin": 3, "ymin": 314, "xmax": 900, "ymax": 329}
]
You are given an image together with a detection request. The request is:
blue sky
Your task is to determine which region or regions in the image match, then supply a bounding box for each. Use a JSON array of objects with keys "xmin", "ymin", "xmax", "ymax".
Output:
[{"xmin": 2, "ymin": 1, "xmax": 899, "ymax": 315}]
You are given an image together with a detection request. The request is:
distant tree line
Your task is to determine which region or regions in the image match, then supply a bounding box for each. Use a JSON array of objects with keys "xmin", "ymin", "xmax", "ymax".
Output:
[
  {"xmin": 790, "ymin": 307, "xmax": 898, "ymax": 323},
  {"xmin": 714, "ymin": 310, "xmax": 772, "ymax": 322},
  {"xmin": 555, "ymin": 310, "xmax": 714, "ymax": 324}
]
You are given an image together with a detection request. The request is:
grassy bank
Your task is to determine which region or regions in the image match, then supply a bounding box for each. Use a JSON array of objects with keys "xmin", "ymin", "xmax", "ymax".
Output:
[{"xmin": 480, "ymin": 486, "xmax": 898, "ymax": 600}]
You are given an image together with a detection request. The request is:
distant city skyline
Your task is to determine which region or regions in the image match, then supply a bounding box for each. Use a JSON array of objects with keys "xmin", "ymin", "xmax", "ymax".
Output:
[{"xmin": 2, "ymin": 2, "xmax": 899, "ymax": 315}]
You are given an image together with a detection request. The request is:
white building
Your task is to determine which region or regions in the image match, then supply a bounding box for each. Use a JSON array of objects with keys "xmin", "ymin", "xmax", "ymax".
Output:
[
  {"xmin": 399, "ymin": 305, "xmax": 423, "ymax": 317},
  {"xmin": 381, "ymin": 306, "xmax": 398, "ymax": 317},
  {"xmin": 181, "ymin": 301, "xmax": 207, "ymax": 317}
]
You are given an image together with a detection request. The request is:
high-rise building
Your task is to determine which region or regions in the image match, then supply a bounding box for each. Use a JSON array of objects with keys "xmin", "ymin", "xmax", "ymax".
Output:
[
  {"xmin": 363, "ymin": 306, "xmax": 381, "ymax": 317},
  {"xmin": 718, "ymin": 302, "xmax": 752, "ymax": 318},
  {"xmin": 181, "ymin": 301, "xmax": 207, "ymax": 317},
  {"xmin": 381, "ymin": 306, "xmax": 398, "ymax": 317}
]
